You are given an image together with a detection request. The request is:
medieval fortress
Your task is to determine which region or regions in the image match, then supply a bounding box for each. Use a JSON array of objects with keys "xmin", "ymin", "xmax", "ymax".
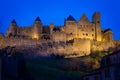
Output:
[{"xmin": 0, "ymin": 12, "xmax": 120, "ymax": 57}]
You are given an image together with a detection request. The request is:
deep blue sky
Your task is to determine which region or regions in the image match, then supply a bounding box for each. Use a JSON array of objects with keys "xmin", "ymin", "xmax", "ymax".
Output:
[{"xmin": 0, "ymin": 0, "xmax": 120, "ymax": 40}]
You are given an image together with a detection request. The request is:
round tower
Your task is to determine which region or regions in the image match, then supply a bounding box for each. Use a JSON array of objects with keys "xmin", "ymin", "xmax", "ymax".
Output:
[
  {"xmin": 65, "ymin": 15, "xmax": 77, "ymax": 40},
  {"xmin": 103, "ymin": 29, "xmax": 113, "ymax": 42},
  {"xmin": 32, "ymin": 16, "xmax": 42, "ymax": 39},
  {"xmin": 10, "ymin": 19, "xmax": 18, "ymax": 36}
]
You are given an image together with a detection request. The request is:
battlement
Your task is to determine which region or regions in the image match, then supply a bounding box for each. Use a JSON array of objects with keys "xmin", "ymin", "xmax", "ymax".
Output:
[{"xmin": 1, "ymin": 12, "xmax": 119, "ymax": 57}]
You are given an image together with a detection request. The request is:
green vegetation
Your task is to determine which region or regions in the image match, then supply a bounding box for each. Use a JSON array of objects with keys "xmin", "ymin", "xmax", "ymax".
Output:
[
  {"xmin": 26, "ymin": 59, "xmax": 85, "ymax": 80},
  {"xmin": 26, "ymin": 51, "xmax": 111, "ymax": 80}
]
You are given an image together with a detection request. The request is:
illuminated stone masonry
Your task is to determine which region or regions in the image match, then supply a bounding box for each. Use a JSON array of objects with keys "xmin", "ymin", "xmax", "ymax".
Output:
[{"xmin": 1, "ymin": 12, "xmax": 120, "ymax": 57}]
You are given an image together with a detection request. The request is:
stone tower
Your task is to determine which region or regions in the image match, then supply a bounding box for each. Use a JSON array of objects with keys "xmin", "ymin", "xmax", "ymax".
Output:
[
  {"xmin": 9, "ymin": 19, "xmax": 18, "ymax": 36},
  {"xmin": 107, "ymin": 29, "xmax": 113, "ymax": 42},
  {"xmin": 92, "ymin": 12, "xmax": 101, "ymax": 41},
  {"xmin": 50, "ymin": 22, "xmax": 54, "ymax": 35},
  {"xmin": 103, "ymin": 29, "xmax": 113, "ymax": 42},
  {"xmin": 65, "ymin": 15, "xmax": 77, "ymax": 40},
  {"xmin": 33, "ymin": 16, "xmax": 42, "ymax": 39}
]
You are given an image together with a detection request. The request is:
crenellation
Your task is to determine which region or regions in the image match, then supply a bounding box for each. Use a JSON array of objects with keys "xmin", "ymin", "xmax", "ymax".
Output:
[{"xmin": 1, "ymin": 12, "xmax": 120, "ymax": 57}]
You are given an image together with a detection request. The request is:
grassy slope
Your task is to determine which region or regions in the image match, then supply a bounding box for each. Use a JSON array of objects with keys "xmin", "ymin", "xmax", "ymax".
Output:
[
  {"xmin": 26, "ymin": 51, "xmax": 110, "ymax": 80},
  {"xmin": 26, "ymin": 58, "xmax": 86, "ymax": 80}
]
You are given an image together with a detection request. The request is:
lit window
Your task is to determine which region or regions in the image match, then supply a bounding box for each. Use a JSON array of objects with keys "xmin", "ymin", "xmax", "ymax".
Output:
[{"xmin": 32, "ymin": 34, "xmax": 39, "ymax": 39}]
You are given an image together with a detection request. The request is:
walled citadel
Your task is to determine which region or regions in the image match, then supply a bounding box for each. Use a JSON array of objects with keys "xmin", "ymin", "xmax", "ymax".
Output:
[{"xmin": 0, "ymin": 12, "xmax": 120, "ymax": 57}]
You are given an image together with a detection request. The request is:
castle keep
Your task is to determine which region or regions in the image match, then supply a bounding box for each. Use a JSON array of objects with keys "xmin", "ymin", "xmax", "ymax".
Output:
[{"xmin": 0, "ymin": 12, "xmax": 119, "ymax": 57}]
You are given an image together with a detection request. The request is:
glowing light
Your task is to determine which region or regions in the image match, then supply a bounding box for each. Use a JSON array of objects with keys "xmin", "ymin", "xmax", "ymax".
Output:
[
  {"xmin": 32, "ymin": 34, "xmax": 39, "ymax": 39},
  {"xmin": 97, "ymin": 37, "xmax": 101, "ymax": 42}
]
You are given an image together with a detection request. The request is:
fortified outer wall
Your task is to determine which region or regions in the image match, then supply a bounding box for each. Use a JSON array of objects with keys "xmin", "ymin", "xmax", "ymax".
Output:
[
  {"xmin": 0, "ymin": 37, "xmax": 120, "ymax": 57},
  {"xmin": 73, "ymin": 38, "xmax": 91, "ymax": 56},
  {"xmin": 0, "ymin": 37, "xmax": 90, "ymax": 56},
  {"xmin": 52, "ymin": 31, "xmax": 66, "ymax": 42},
  {"xmin": 0, "ymin": 37, "xmax": 43, "ymax": 49},
  {"xmin": 114, "ymin": 40, "xmax": 120, "ymax": 46},
  {"xmin": 91, "ymin": 41, "xmax": 115, "ymax": 52}
]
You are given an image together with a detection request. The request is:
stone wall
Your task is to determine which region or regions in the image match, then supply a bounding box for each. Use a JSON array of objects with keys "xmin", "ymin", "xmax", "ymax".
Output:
[
  {"xmin": 52, "ymin": 32, "xmax": 66, "ymax": 42},
  {"xmin": 0, "ymin": 37, "xmax": 119, "ymax": 57},
  {"xmin": 91, "ymin": 41, "xmax": 115, "ymax": 52},
  {"xmin": 114, "ymin": 40, "xmax": 120, "ymax": 46},
  {"xmin": 73, "ymin": 38, "xmax": 91, "ymax": 56},
  {"xmin": 77, "ymin": 22, "xmax": 96, "ymax": 40},
  {"xmin": 0, "ymin": 37, "xmax": 42, "ymax": 49}
]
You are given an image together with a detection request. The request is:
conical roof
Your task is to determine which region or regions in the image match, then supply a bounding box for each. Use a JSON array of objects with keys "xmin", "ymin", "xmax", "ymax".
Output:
[
  {"xmin": 35, "ymin": 16, "xmax": 41, "ymax": 22},
  {"xmin": 11, "ymin": 19, "xmax": 17, "ymax": 24},
  {"xmin": 104, "ymin": 28, "xmax": 112, "ymax": 33},
  {"xmin": 66, "ymin": 15, "xmax": 76, "ymax": 21}
]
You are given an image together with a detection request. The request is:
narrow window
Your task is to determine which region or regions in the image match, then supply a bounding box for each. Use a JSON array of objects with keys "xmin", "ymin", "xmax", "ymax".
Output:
[
  {"xmin": 92, "ymin": 28, "xmax": 94, "ymax": 31},
  {"xmin": 86, "ymin": 33, "xmax": 88, "ymax": 36}
]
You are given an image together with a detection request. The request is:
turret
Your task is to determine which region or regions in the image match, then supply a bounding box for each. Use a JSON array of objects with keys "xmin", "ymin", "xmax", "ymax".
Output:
[
  {"xmin": 32, "ymin": 16, "xmax": 42, "ymax": 39},
  {"xmin": 65, "ymin": 15, "xmax": 76, "ymax": 26},
  {"xmin": 50, "ymin": 22, "xmax": 54, "ymax": 35},
  {"xmin": 65, "ymin": 15, "xmax": 77, "ymax": 39},
  {"xmin": 34, "ymin": 16, "xmax": 42, "ymax": 34},
  {"xmin": 92, "ymin": 12, "xmax": 101, "ymax": 41},
  {"xmin": 103, "ymin": 29, "xmax": 113, "ymax": 42},
  {"xmin": 10, "ymin": 19, "xmax": 18, "ymax": 36}
]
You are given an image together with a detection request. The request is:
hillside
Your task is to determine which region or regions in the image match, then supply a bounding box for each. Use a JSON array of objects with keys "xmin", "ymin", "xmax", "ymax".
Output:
[
  {"xmin": 0, "ymin": 46, "xmax": 113, "ymax": 80},
  {"xmin": 25, "ymin": 51, "xmax": 111, "ymax": 80}
]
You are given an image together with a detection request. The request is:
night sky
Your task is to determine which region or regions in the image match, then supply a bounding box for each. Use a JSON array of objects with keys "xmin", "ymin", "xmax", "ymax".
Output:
[{"xmin": 0, "ymin": 0, "xmax": 120, "ymax": 40}]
